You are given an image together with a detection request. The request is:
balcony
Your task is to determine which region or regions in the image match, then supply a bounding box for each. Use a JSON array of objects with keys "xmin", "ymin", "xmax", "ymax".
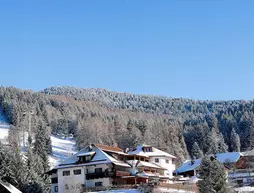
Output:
[{"xmin": 86, "ymin": 170, "xmax": 131, "ymax": 180}]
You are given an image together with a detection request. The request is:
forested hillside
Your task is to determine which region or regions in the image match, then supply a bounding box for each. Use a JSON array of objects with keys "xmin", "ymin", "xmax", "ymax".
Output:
[{"xmin": 1, "ymin": 86, "xmax": 254, "ymax": 163}]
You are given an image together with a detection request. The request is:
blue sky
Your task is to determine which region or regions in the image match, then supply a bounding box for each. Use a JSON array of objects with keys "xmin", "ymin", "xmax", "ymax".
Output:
[{"xmin": 0, "ymin": 0, "xmax": 254, "ymax": 100}]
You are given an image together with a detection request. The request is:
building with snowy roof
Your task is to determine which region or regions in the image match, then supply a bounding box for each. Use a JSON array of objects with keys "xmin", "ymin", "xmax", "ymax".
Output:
[
  {"xmin": 175, "ymin": 152, "xmax": 242, "ymax": 177},
  {"xmin": 47, "ymin": 143, "xmax": 176, "ymax": 193}
]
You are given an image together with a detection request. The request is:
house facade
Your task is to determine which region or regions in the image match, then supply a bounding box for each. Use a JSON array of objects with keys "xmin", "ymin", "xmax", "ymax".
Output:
[{"xmin": 48, "ymin": 144, "xmax": 176, "ymax": 192}]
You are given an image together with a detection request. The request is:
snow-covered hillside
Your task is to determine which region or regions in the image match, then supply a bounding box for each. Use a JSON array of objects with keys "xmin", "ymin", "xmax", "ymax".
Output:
[
  {"xmin": 0, "ymin": 107, "xmax": 76, "ymax": 168},
  {"xmin": 0, "ymin": 107, "xmax": 10, "ymax": 143},
  {"xmin": 49, "ymin": 135, "xmax": 77, "ymax": 168}
]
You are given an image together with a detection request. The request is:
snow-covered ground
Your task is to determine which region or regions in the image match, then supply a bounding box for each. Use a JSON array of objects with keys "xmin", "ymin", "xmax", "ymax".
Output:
[
  {"xmin": 0, "ymin": 107, "xmax": 77, "ymax": 168},
  {"xmin": 234, "ymin": 186, "xmax": 254, "ymax": 192},
  {"xmin": 0, "ymin": 108, "xmax": 11, "ymax": 143},
  {"xmin": 91, "ymin": 188, "xmax": 196, "ymax": 193},
  {"xmin": 0, "ymin": 125, "xmax": 10, "ymax": 142},
  {"xmin": 49, "ymin": 135, "xmax": 77, "ymax": 168}
]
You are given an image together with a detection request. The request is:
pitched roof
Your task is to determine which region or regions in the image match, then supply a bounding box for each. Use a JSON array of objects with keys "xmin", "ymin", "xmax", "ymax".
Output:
[
  {"xmin": 216, "ymin": 152, "xmax": 242, "ymax": 163},
  {"xmin": 175, "ymin": 152, "xmax": 242, "ymax": 174},
  {"xmin": 56, "ymin": 144, "xmax": 130, "ymax": 169},
  {"xmin": 95, "ymin": 144, "xmax": 123, "ymax": 152},
  {"xmin": 128, "ymin": 144, "xmax": 176, "ymax": 159}
]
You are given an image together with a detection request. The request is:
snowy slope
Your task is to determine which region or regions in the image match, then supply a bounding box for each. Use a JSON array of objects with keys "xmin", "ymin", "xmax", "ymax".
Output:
[
  {"xmin": 0, "ymin": 107, "xmax": 10, "ymax": 143},
  {"xmin": 0, "ymin": 107, "xmax": 76, "ymax": 168},
  {"xmin": 49, "ymin": 135, "xmax": 77, "ymax": 168}
]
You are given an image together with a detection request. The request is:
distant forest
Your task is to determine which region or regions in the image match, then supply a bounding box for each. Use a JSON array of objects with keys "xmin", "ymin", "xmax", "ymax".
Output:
[{"xmin": 1, "ymin": 86, "xmax": 254, "ymax": 163}]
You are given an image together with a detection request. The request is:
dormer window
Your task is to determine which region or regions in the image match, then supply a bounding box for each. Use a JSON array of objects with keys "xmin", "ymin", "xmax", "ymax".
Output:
[
  {"xmin": 80, "ymin": 155, "xmax": 91, "ymax": 162},
  {"xmin": 143, "ymin": 147, "xmax": 152, "ymax": 152},
  {"xmin": 77, "ymin": 152, "xmax": 95, "ymax": 163},
  {"xmin": 155, "ymin": 158, "xmax": 159, "ymax": 163}
]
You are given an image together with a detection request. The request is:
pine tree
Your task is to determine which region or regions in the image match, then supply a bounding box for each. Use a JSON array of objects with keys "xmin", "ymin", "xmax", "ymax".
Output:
[
  {"xmin": 230, "ymin": 128, "xmax": 240, "ymax": 152},
  {"xmin": 217, "ymin": 133, "xmax": 228, "ymax": 153},
  {"xmin": 33, "ymin": 121, "xmax": 51, "ymax": 192},
  {"xmin": 191, "ymin": 142, "xmax": 203, "ymax": 159},
  {"xmin": 205, "ymin": 129, "xmax": 228, "ymax": 155},
  {"xmin": 198, "ymin": 155, "xmax": 228, "ymax": 193}
]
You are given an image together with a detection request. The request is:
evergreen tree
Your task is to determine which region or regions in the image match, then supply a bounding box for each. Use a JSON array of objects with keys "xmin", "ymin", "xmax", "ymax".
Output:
[
  {"xmin": 198, "ymin": 155, "xmax": 228, "ymax": 193},
  {"xmin": 34, "ymin": 121, "xmax": 50, "ymax": 171},
  {"xmin": 217, "ymin": 133, "xmax": 228, "ymax": 153},
  {"xmin": 205, "ymin": 129, "xmax": 228, "ymax": 155},
  {"xmin": 191, "ymin": 142, "xmax": 203, "ymax": 159},
  {"xmin": 33, "ymin": 121, "xmax": 51, "ymax": 192},
  {"xmin": 230, "ymin": 128, "xmax": 240, "ymax": 152}
]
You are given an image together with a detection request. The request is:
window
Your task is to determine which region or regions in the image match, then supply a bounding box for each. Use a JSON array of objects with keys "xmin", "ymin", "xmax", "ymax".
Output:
[
  {"xmin": 51, "ymin": 177, "xmax": 58, "ymax": 184},
  {"xmin": 74, "ymin": 169, "xmax": 81, "ymax": 175},
  {"xmin": 95, "ymin": 168, "xmax": 103, "ymax": 173},
  {"xmin": 165, "ymin": 159, "xmax": 169, "ymax": 164},
  {"xmin": 54, "ymin": 186, "xmax": 58, "ymax": 192},
  {"xmin": 63, "ymin": 170, "xmax": 70, "ymax": 176},
  {"xmin": 155, "ymin": 158, "xmax": 159, "ymax": 163},
  {"xmin": 85, "ymin": 155, "xmax": 91, "ymax": 161},
  {"xmin": 80, "ymin": 155, "xmax": 91, "ymax": 162},
  {"xmin": 95, "ymin": 182, "xmax": 103, "ymax": 186}
]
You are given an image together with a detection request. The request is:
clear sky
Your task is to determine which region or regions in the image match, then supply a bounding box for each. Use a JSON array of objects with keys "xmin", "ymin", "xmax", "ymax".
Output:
[{"xmin": 0, "ymin": 0, "xmax": 254, "ymax": 100}]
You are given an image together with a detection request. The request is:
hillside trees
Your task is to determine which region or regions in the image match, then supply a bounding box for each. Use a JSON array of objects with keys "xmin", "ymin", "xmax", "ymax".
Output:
[{"xmin": 1, "ymin": 86, "xmax": 254, "ymax": 161}]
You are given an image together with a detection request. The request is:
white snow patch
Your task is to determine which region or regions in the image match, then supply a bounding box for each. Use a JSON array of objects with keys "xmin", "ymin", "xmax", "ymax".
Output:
[
  {"xmin": 50, "ymin": 135, "xmax": 77, "ymax": 168},
  {"xmin": 0, "ymin": 127, "xmax": 9, "ymax": 141},
  {"xmin": 234, "ymin": 186, "xmax": 254, "ymax": 192}
]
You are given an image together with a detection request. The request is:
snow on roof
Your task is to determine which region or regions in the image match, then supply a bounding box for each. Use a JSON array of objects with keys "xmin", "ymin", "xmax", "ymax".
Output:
[
  {"xmin": 175, "ymin": 159, "xmax": 201, "ymax": 174},
  {"xmin": 100, "ymin": 149, "xmax": 131, "ymax": 168},
  {"xmin": 241, "ymin": 150, "xmax": 254, "ymax": 156},
  {"xmin": 0, "ymin": 180, "xmax": 22, "ymax": 193},
  {"xmin": 56, "ymin": 144, "xmax": 131, "ymax": 169},
  {"xmin": 137, "ymin": 161, "xmax": 164, "ymax": 169},
  {"xmin": 175, "ymin": 152, "xmax": 242, "ymax": 174},
  {"xmin": 136, "ymin": 171, "xmax": 154, "ymax": 178},
  {"xmin": 58, "ymin": 145, "xmax": 111, "ymax": 166},
  {"xmin": 56, "ymin": 160, "xmax": 112, "ymax": 169},
  {"xmin": 216, "ymin": 152, "xmax": 242, "ymax": 163},
  {"xmin": 77, "ymin": 151, "xmax": 95, "ymax": 157},
  {"xmin": 137, "ymin": 161, "xmax": 165, "ymax": 169},
  {"xmin": 128, "ymin": 144, "xmax": 176, "ymax": 159}
]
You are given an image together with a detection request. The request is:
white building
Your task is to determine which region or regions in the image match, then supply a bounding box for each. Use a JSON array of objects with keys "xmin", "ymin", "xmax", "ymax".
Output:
[
  {"xmin": 48, "ymin": 144, "xmax": 176, "ymax": 192},
  {"xmin": 127, "ymin": 144, "xmax": 176, "ymax": 182}
]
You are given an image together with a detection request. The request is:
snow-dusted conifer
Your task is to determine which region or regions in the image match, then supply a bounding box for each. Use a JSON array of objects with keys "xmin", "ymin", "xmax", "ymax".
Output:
[
  {"xmin": 191, "ymin": 142, "xmax": 203, "ymax": 159},
  {"xmin": 230, "ymin": 128, "xmax": 240, "ymax": 152}
]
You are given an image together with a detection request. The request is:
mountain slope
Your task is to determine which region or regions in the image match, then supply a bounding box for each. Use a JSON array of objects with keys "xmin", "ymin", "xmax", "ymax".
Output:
[{"xmin": 1, "ymin": 86, "xmax": 254, "ymax": 163}]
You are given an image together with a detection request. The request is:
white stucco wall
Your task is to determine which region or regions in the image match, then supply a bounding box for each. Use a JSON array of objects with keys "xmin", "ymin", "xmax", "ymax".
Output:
[
  {"xmin": 58, "ymin": 166, "xmax": 85, "ymax": 193},
  {"xmin": 86, "ymin": 178, "xmax": 112, "ymax": 188},
  {"xmin": 86, "ymin": 163, "xmax": 111, "ymax": 174},
  {"xmin": 149, "ymin": 157, "xmax": 174, "ymax": 177}
]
